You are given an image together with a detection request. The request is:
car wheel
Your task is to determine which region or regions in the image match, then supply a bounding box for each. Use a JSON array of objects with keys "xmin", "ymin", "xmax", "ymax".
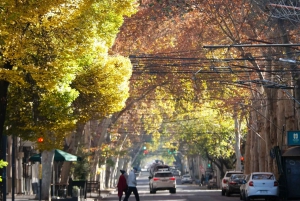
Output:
[
  {"xmin": 225, "ymin": 190, "xmax": 230, "ymax": 197},
  {"xmin": 151, "ymin": 185, "xmax": 156, "ymax": 194},
  {"xmin": 149, "ymin": 185, "xmax": 153, "ymax": 194},
  {"xmin": 150, "ymin": 185, "xmax": 156, "ymax": 194},
  {"xmin": 221, "ymin": 189, "xmax": 225, "ymax": 196},
  {"xmin": 169, "ymin": 188, "xmax": 176, "ymax": 194}
]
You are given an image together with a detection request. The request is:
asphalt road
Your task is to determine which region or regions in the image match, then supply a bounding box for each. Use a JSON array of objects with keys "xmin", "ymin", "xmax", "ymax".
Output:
[{"xmin": 102, "ymin": 171, "xmax": 245, "ymax": 201}]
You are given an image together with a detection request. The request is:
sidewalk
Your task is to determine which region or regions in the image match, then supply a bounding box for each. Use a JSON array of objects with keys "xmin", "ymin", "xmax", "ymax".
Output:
[
  {"xmin": 6, "ymin": 189, "xmax": 116, "ymax": 201},
  {"xmin": 7, "ymin": 194, "xmax": 36, "ymax": 201}
]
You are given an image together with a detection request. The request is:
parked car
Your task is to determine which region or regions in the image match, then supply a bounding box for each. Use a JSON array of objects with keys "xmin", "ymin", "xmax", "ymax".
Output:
[
  {"xmin": 240, "ymin": 175, "xmax": 250, "ymax": 200},
  {"xmin": 242, "ymin": 172, "xmax": 279, "ymax": 201},
  {"xmin": 181, "ymin": 174, "xmax": 193, "ymax": 184},
  {"xmin": 221, "ymin": 170, "xmax": 244, "ymax": 196},
  {"xmin": 225, "ymin": 174, "xmax": 246, "ymax": 196},
  {"xmin": 149, "ymin": 171, "xmax": 176, "ymax": 194},
  {"xmin": 172, "ymin": 170, "xmax": 181, "ymax": 176}
]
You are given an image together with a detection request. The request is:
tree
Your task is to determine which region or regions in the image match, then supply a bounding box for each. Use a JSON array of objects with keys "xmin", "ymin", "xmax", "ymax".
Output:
[
  {"xmin": 107, "ymin": 0, "xmax": 251, "ymax": 181},
  {"xmin": 1, "ymin": 0, "xmax": 138, "ymax": 199}
]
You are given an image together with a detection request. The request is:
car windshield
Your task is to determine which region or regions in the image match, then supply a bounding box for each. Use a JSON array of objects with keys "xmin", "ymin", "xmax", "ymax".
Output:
[
  {"xmin": 231, "ymin": 174, "xmax": 245, "ymax": 179},
  {"xmin": 252, "ymin": 174, "xmax": 274, "ymax": 180},
  {"xmin": 183, "ymin": 175, "xmax": 191, "ymax": 178},
  {"xmin": 155, "ymin": 173, "xmax": 173, "ymax": 177},
  {"xmin": 226, "ymin": 172, "xmax": 242, "ymax": 177}
]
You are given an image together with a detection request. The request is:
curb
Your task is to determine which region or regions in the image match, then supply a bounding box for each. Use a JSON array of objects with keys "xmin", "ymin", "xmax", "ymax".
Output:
[{"xmin": 6, "ymin": 190, "xmax": 116, "ymax": 201}]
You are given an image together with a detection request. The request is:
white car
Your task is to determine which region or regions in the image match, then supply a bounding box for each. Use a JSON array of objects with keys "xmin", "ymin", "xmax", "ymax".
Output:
[
  {"xmin": 243, "ymin": 172, "xmax": 279, "ymax": 201},
  {"xmin": 171, "ymin": 169, "xmax": 181, "ymax": 176},
  {"xmin": 221, "ymin": 170, "xmax": 243, "ymax": 196},
  {"xmin": 149, "ymin": 171, "xmax": 176, "ymax": 194},
  {"xmin": 181, "ymin": 174, "xmax": 193, "ymax": 184}
]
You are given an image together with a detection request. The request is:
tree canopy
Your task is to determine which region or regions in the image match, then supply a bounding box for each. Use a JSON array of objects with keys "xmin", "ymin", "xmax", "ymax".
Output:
[{"xmin": 1, "ymin": 0, "xmax": 138, "ymax": 150}]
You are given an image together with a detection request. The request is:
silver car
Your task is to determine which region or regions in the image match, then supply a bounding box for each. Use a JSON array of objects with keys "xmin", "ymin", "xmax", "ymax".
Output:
[
  {"xmin": 149, "ymin": 171, "xmax": 176, "ymax": 194},
  {"xmin": 172, "ymin": 170, "xmax": 181, "ymax": 176},
  {"xmin": 181, "ymin": 174, "xmax": 193, "ymax": 184}
]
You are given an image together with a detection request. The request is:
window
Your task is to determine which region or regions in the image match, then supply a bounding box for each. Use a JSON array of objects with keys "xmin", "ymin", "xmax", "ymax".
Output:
[
  {"xmin": 232, "ymin": 174, "xmax": 245, "ymax": 179},
  {"xmin": 155, "ymin": 173, "xmax": 173, "ymax": 177},
  {"xmin": 252, "ymin": 174, "xmax": 274, "ymax": 180},
  {"xmin": 226, "ymin": 172, "xmax": 242, "ymax": 177}
]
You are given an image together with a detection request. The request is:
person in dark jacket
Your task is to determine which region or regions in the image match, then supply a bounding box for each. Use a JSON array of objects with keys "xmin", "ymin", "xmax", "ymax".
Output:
[
  {"xmin": 117, "ymin": 170, "xmax": 128, "ymax": 201},
  {"xmin": 200, "ymin": 174, "xmax": 205, "ymax": 186}
]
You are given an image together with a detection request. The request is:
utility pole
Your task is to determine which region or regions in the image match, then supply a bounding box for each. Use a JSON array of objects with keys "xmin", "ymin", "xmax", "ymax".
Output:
[
  {"xmin": 12, "ymin": 136, "xmax": 15, "ymax": 201},
  {"xmin": 1, "ymin": 135, "xmax": 7, "ymax": 201}
]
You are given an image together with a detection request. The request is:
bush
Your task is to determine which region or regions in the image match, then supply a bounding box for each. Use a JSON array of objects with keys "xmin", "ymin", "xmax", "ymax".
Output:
[{"xmin": 0, "ymin": 160, "xmax": 8, "ymax": 182}]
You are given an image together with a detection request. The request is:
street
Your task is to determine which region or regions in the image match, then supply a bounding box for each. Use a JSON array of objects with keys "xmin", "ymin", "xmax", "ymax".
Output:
[{"xmin": 102, "ymin": 171, "xmax": 242, "ymax": 201}]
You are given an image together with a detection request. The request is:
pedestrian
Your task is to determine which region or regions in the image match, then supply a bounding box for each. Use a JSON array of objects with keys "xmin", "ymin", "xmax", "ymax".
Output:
[
  {"xmin": 201, "ymin": 174, "xmax": 205, "ymax": 186},
  {"xmin": 117, "ymin": 170, "xmax": 128, "ymax": 201},
  {"xmin": 123, "ymin": 167, "xmax": 140, "ymax": 201}
]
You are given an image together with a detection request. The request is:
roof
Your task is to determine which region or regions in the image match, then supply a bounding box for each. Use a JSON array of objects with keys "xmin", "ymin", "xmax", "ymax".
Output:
[
  {"xmin": 226, "ymin": 170, "xmax": 243, "ymax": 173},
  {"xmin": 155, "ymin": 170, "xmax": 172, "ymax": 173},
  {"xmin": 282, "ymin": 146, "xmax": 300, "ymax": 157},
  {"xmin": 251, "ymin": 172, "xmax": 274, "ymax": 174}
]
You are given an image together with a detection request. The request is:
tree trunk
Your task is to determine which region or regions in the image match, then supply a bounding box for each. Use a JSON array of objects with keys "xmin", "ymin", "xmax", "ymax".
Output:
[
  {"xmin": 0, "ymin": 64, "xmax": 12, "ymax": 200},
  {"xmin": 277, "ymin": 18, "xmax": 300, "ymax": 130},
  {"xmin": 60, "ymin": 123, "xmax": 85, "ymax": 183},
  {"xmin": 234, "ymin": 107, "xmax": 242, "ymax": 171},
  {"xmin": 282, "ymin": 87, "xmax": 297, "ymax": 146},
  {"xmin": 41, "ymin": 150, "xmax": 55, "ymax": 201},
  {"xmin": 264, "ymin": 86, "xmax": 277, "ymax": 172},
  {"xmin": 259, "ymin": 101, "xmax": 267, "ymax": 172},
  {"xmin": 277, "ymin": 91, "xmax": 285, "ymax": 150},
  {"xmin": 91, "ymin": 118, "xmax": 112, "ymax": 181},
  {"xmin": 253, "ymin": 101, "xmax": 262, "ymax": 172},
  {"xmin": 269, "ymin": 89, "xmax": 277, "ymax": 173},
  {"xmin": 244, "ymin": 113, "xmax": 252, "ymax": 174}
]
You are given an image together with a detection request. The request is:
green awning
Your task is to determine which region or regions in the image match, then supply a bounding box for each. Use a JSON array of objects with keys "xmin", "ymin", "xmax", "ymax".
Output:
[{"xmin": 29, "ymin": 149, "xmax": 82, "ymax": 162}]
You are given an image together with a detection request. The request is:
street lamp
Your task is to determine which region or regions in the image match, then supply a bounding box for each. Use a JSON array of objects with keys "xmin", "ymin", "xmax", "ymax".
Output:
[{"xmin": 279, "ymin": 58, "xmax": 298, "ymax": 64}]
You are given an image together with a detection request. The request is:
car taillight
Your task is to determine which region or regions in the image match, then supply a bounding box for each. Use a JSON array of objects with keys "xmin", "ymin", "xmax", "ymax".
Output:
[
  {"xmin": 249, "ymin": 181, "xmax": 253, "ymax": 186},
  {"xmin": 274, "ymin": 181, "xmax": 278, "ymax": 186},
  {"xmin": 229, "ymin": 181, "xmax": 237, "ymax": 185},
  {"xmin": 170, "ymin": 177, "xmax": 176, "ymax": 181},
  {"xmin": 223, "ymin": 179, "xmax": 227, "ymax": 184},
  {"xmin": 153, "ymin": 178, "xmax": 159, "ymax": 181}
]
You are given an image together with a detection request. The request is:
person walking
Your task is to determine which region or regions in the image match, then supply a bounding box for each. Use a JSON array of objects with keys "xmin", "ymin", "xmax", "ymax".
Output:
[
  {"xmin": 123, "ymin": 167, "xmax": 140, "ymax": 201},
  {"xmin": 117, "ymin": 170, "xmax": 128, "ymax": 201},
  {"xmin": 200, "ymin": 174, "xmax": 205, "ymax": 186}
]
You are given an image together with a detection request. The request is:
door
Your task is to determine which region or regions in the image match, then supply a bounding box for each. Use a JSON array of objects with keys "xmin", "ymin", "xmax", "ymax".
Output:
[{"xmin": 285, "ymin": 158, "xmax": 300, "ymax": 198}]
